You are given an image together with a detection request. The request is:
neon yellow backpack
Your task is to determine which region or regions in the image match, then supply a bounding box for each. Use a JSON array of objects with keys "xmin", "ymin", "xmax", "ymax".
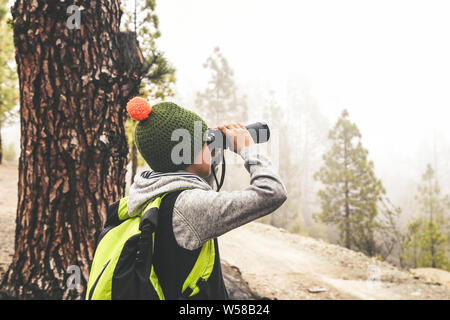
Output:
[{"xmin": 86, "ymin": 192, "xmax": 215, "ymax": 300}]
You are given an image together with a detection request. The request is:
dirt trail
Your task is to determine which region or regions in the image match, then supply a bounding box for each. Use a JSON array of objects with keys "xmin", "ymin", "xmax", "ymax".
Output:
[
  {"xmin": 0, "ymin": 164, "xmax": 17, "ymax": 275},
  {"xmin": 219, "ymin": 222, "xmax": 450, "ymax": 300},
  {"xmin": 1, "ymin": 164, "xmax": 449, "ymax": 299}
]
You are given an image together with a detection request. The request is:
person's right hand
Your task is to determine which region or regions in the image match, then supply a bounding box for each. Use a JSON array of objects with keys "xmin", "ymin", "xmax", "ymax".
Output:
[{"xmin": 217, "ymin": 124, "xmax": 254, "ymax": 153}]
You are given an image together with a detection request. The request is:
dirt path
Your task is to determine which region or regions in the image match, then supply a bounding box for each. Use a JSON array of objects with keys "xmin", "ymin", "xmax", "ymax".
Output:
[
  {"xmin": 0, "ymin": 164, "xmax": 18, "ymax": 275},
  {"xmin": 219, "ymin": 222, "xmax": 450, "ymax": 300}
]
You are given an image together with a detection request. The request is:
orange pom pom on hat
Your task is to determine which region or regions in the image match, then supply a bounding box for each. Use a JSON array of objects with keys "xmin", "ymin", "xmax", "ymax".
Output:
[
  {"xmin": 126, "ymin": 96, "xmax": 208, "ymax": 172},
  {"xmin": 126, "ymin": 97, "xmax": 152, "ymax": 121}
]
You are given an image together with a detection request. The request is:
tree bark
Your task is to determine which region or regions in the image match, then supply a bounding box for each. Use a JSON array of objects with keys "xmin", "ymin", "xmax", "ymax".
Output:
[{"xmin": 1, "ymin": 1, "xmax": 143, "ymax": 299}]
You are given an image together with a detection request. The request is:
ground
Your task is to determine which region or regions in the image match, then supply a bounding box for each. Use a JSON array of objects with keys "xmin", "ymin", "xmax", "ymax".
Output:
[
  {"xmin": 0, "ymin": 163, "xmax": 17, "ymax": 276},
  {"xmin": 219, "ymin": 223, "xmax": 450, "ymax": 299},
  {"xmin": 1, "ymin": 164, "xmax": 449, "ymax": 299}
]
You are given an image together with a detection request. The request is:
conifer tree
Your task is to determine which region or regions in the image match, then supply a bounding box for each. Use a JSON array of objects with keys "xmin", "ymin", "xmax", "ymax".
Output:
[
  {"xmin": 402, "ymin": 217, "xmax": 424, "ymax": 268},
  {"xmin": 403, "ymin": 164, "xmax": 449, "ymax": 270},
  {"xmin": 122, "ymin": 0, "xmax": 175, "ymax": 100},
  {"xmin": 314, "ymin": 110, "xmax": 388, "ymax": 256},
  {"xmin": 122, "ymin": 0, "xmax": 176, "ymax": 182},
  {"xmin": 195, "ymin": 47, "xmax": 248, "ymax": 127},
  {"xmin": 260, "ymin": 92, "xmax": 301, "ymax": 231}
]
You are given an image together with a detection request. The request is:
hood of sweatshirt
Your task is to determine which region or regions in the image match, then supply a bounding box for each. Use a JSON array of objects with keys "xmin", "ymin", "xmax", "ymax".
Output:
[{"xmin": 127, "ymin": 169, "xmax": 215, "ymax": 217}]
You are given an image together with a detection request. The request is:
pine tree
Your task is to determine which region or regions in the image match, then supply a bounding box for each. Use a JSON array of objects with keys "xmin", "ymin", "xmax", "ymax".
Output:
[
  {"xmin": 418, "ymin": 164, "xmax": 449, "ymax": 269},
  {"xmin": 416, "ymin": 164, "xmax": 450, "ymax": 224},
  {"xmin": 122, "ymin": 0, "xmax": 175, "ymax": 101},
  {"xmin": 122, "ymin": 0, "xmax": 176, "ymax": 183},
  {"xmin": 260, "ymin": 92, "xmax": 301, "ymax": 231},
  {"xmin": 403, "ymin": 164, "xmax": 449, "ymax": 270},
  {"xmin": 287, "ymin": 90, "xmax": 330, "ymax": 239},
  {"xmin": 195, "ymin": 47, "xmax": 248, "ymax": 127},
  {"xmin": 314, "ymin": 110, "xmax": 388, "ymax": 256},
  {"xmin": 376, "ymin": 197, "xmax": 403, "ymax": 262},
  {"xmin": 402, "ymin": 217, "xmax": 424, "ymax": 268},
  {"xmin": 0, "ymin": 0, "xmax": 19, "ymax": 164},
  {"xmin": 419, "ymin": 220, "xmax": 448, "ymax": 269}
]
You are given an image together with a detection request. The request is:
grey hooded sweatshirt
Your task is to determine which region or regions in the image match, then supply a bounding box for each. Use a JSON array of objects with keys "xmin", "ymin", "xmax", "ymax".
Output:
[{"xmin": 127, "ymin": 144, "xmax": 287, "ymax": 251}]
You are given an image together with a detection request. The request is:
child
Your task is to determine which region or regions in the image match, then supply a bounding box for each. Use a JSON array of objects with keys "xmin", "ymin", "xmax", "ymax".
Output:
[{"xmin": 126, "ymin": 97, "xmax": 287, "ymax": 299}]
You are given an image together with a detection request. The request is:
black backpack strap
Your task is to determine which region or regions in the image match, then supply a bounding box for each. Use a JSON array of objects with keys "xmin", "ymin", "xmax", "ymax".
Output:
[
  {"xmin": 179, "ymin": 278, "xmax": 210, "ymax": 300},
  {"xmin": 137, "ymin": 189, "xmax": 188, "ymax": 299},
  {"xmin": 134, "ymin": 206, "xmax": 159, "ymax": 299},
  {"xmin": 157, "ymin": 189, "xmax": 215, "ymax": 300},
  {"xmin": 96, "ymin": 200, "xmax": 121, "ymax": 246}
]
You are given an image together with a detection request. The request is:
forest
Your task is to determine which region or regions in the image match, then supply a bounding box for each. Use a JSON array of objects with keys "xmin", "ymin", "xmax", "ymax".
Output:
[{"xmin": 0, "ymin": 0, "xmax": 449, "ymax": 300}]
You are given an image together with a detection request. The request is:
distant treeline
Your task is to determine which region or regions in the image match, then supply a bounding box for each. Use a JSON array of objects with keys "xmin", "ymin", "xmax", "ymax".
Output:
[{"xmin": 188, "ymin": 48, "xmax": 449, "ymax": 271}]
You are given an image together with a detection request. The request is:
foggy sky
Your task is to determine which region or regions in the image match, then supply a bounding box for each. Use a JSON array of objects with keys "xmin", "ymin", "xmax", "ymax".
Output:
[{"xmin": 154, "ymin": 0, "xmax": 450, "ymax": 198}]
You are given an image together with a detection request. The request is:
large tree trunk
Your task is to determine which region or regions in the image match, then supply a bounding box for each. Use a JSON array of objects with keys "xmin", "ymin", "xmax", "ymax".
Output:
[{"xmin": 0, "ymin": 1, "xmax": 143, "ymax": 299}]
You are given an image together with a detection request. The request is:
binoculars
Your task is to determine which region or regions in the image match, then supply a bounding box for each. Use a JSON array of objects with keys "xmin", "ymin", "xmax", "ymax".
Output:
[
  {"xmin": 205, "ymin": 122, "xmax": 270, "ymax": 152},
  {"xmin": 205, "ymin": 122, "xmax": 270, "ymax": 191}
]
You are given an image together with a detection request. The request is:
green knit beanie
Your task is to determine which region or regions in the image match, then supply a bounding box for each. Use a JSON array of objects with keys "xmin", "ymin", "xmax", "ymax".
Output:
[{"xmin": 127, "ymin": 97, "xmax": 208, "ymax": 173}]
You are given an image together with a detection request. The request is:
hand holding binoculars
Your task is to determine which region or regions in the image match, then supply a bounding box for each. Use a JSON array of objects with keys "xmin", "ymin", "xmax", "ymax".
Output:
[
  {"xmin": 205, "ymin": 122, "xmax": 270, "ymax": 152},
  {"xmin": 206, "ymin": 122, "xmax": 270, "ymax": 191}
]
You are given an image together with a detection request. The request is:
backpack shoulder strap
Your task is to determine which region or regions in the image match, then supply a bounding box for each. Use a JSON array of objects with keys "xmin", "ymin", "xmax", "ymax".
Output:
[
  {"xmin": 96, "ymin": 196, "xmax": 129, "ymax": 246},
  {"xmin": 154, "ymin": 189, "xmax": 216, "ymax": 299}
]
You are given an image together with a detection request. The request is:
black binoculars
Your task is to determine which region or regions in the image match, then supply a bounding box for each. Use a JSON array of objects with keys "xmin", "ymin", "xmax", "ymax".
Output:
[
  {"xmin": 205, "ymin": 122, "xmax": 270, "ymax": 152},
  {"xmin": 206, "ymin": 122, "xmax": 270, "ymax": 191}
]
